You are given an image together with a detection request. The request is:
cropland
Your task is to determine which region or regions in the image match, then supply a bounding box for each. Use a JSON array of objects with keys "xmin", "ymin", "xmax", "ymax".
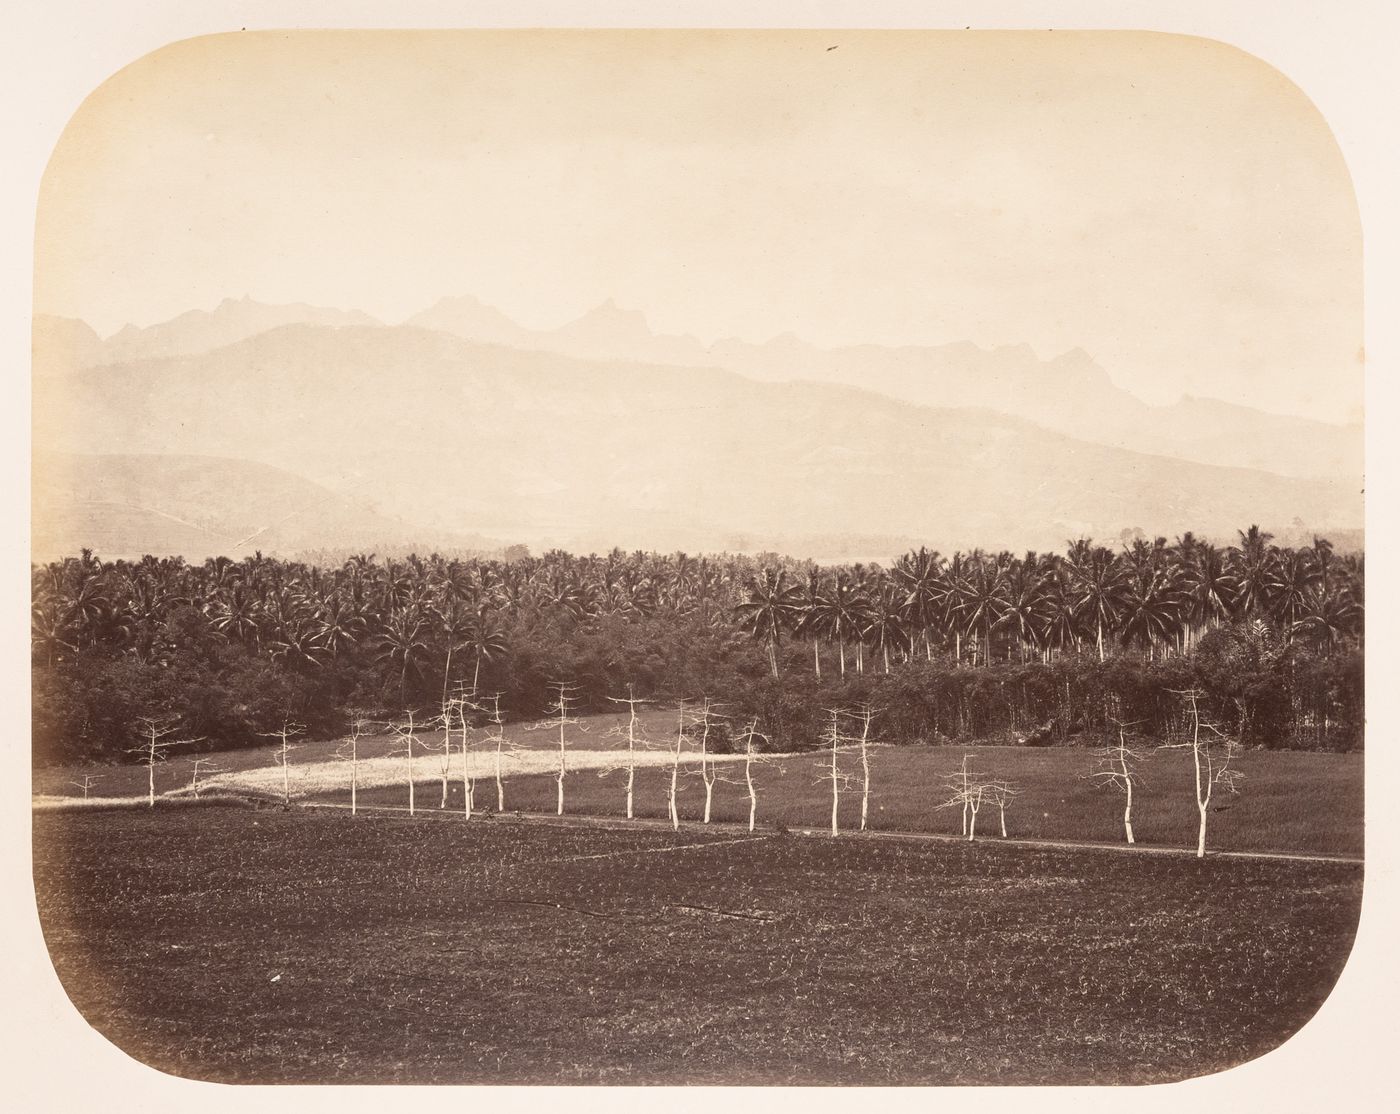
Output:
[
  {"xmin": 33, "ymin": 806, "xmax": 1361, "ymax": 1085},
  {"xmin": 32, "ymin": 706, "xmax": 1364, "ymax": 1084}
]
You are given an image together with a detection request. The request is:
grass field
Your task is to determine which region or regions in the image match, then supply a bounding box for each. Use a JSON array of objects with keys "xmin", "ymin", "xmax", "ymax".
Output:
[
  {"xmin": 316, "ymin": 745, "xmax": 1362, "ymax": 858},
  {"xmin": 32, "ymin": 807, "xmax": 1362, "ymax": 1085},
  {"xmin": 32, "ymin": 710, "xmax": 1363, "ymax": 857}
]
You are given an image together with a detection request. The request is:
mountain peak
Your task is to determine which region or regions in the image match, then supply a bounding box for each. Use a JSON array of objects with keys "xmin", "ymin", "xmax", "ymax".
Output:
[{"xmin": 574, "ymin": 298, "xmax": 653, "ymax": 334}]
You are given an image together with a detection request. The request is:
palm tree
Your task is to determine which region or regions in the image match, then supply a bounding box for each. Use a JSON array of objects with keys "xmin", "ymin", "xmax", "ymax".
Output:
[
  {"xmin": 1227, "ymin": 524, "xmax": 1278, "ymax": 618},
  {"xmin": 1067, "ymin": 544, "xmax": 1126, "ymax": 662},
  {"xmin": 312, "ymin": 595, "xmax": 368, "ymax": 660},
  {"xmin": 1179, "ymin": 542, "xmax": 1232, "ymax": 652},
  {"xmin": 1291, "ymin": 584, "xmax": 1361, "ymax": 656},
  {"xmin": 893, "ymin": 547, "xmax": 945, "ymax": 660},
  {"xmin": 995, "ymin": 562, "xmax": 1050, "ymax": 664},
  {"xmin": 864, "ymin": 578, "xmax": 911, "ymax": 673},
  {"xmin": 1038, "ymin": 564, "xmax": 1082, "ymax": 659},
  {"xmin": 806, "ymin": 570, "xmax": 870, "ymax": 676},
  {"xmin": 31, "ymin": 606, "xmax": 75, "ymax": 667},
  {"xmin": 953, "ymin": 553, "xmax": 1004, "ymax": 666},
  {"xmin": 1268, "ymin": 548, "xmax": 1318, "ymax": 637},
  {"xmin": 797, "ymin": 568, "xmax": 826, "ymax": 677},
  {"xmin": 375, "ymin": 606, "xmax": 430, "ymax": 703},
  {"xmin": 463, "ymin": 611, "xmax": 509, "ymax": 692},
  {"xmin": 209, "ymin": 584, "xmax": 262, "ymax": 648},
  {"xmin": 733, "ymin": 568, "xmax": 803, "ymax": 678},
  {"xmin": 1117, "ymin": 566, "xmax": 1183, "ymax": 659}
]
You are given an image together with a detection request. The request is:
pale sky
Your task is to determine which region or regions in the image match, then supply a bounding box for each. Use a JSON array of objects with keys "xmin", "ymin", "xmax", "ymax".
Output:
[{"xmin": 35, "ymin": 29, "xmax": 1362, "ymax": 423}]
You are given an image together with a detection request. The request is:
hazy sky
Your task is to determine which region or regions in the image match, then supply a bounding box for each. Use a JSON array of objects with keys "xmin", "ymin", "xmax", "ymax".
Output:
[{"xmin": 36, "ymin": 30, "xmax": 1362, "ymax": 423}]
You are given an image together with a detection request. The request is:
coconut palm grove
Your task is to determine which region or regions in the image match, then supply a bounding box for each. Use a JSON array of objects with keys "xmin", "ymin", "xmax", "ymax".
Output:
[{"xmin": 31, "ymin": 526, "xmax": 1362, "ymax": 764}]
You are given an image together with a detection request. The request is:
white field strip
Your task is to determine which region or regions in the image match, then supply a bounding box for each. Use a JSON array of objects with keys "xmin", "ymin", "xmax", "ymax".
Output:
[
  {"xmin": 32, "ymin": 795, "xmax": 156, "ymax": 811},
  {"xmin": 193, "ymin": 748, "xmax": 750, "ymax": 801}
]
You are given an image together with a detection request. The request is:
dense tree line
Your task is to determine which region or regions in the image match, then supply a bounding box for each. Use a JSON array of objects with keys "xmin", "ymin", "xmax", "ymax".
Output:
[{"xmin": 31, "ymin": 528, "xmax": 1363, "ymax": 763}]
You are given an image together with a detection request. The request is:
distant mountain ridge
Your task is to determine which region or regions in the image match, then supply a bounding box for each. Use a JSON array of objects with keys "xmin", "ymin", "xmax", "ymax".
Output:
[
  {"xmin": 406, "ymin": 296, "xmax": 1361, "ymax": 484},
  {"xmin": 32, "ymin": 315, "xmax": 1362, "ymax": 559},
  {"xmin": 40, "ymin": 295, "xmax": 1360, "ymax": 485}
]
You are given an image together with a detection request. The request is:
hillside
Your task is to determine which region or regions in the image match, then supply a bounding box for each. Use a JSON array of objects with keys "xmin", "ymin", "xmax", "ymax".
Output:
[
  {"xmin": 31, "ymin": 452, "xmax": 492, "ymax": 563},
  {"xmin": 32, "ymin": 323, "xmax": 1361, "ymax": 558},
  {"xmin": 410, "ymin": 297, "xmax": 1361, "ymax": 483}
]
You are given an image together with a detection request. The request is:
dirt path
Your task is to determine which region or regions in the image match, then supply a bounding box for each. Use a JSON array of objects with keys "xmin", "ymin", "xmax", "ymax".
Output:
[{"xmin": 302, "ymin": 800, "xmax": 1363, "ymax": 866}]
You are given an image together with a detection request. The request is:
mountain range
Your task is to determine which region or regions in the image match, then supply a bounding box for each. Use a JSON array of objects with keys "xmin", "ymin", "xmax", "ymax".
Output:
[{"xmin": 30, "ymin": 297, "xmax": 1363, "ymax": 562}]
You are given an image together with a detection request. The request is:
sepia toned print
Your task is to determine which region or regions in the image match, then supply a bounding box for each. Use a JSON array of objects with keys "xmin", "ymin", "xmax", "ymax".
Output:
[{"xmin": 31, "ymin": 29, "xmax": 1362, "ymax": 1085}]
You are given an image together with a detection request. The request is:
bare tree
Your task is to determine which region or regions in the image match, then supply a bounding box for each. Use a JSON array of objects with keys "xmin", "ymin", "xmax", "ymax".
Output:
[
  {"xmin": 733, "ymin": 719, "xmax": 779, "ymax": 832},
  {"xmin": 528, "ymin": 682, "xmax": 584, "ymax": 816},
  {"xmin": 692, "ymin": 697, "xmax": 726, "ymax": 824},
  {"xmin": 128, "ymin": 715, "xmax": 200, "ymax": 808},
  {"xmin": 190, "ymin": 757, "xmax": 224, "ymax": 799},
  {"xmin": 937, "ymin": 754, "xmax": 992, "ymax": 840},
  {"xmin": 257, "ymin": 719, "xmax": 306, "ymax": 808},
  {"xmin": 1086, "ymin": 719, "xmax": 1146, "ymax": 844},
  {"xmin": 475, "ymin": 692, "xmax": 519, "ymax": 813},
  {"xmin": 938, "ymin": 773, "xmax": 988, "ymax": 841},
  {"xmin": 455, "ymin": 694, "xmax": 477, "ymax": 818},
  {"xmin": 668, "ymin": 699, "xmax": 688, "ymax": 830},
  {"xmin": 601, "ymin": 687, "xmax": 651, "ymax": 819},
  {"xmin": 388, "ymin": 710, "xmax": 425, "ymax": 816},
  {"xmin": 846, "ymin": 703, "xmax": 880, "ymax": 831},
  {"xmin": 942, "ymin": 753, "xmax": 977, "ymax": 837},
  {"xmin": 69, "ymin": 773, "xmax": 100, "ymax": 800},
  {"xmin": 335, "ymin": 709, "xmax": 378, "ymax": 817},
  {"xmin": 1164, "ymin": 689, "xmax": 1245, "ymax": 858},
  {"xmin": 983, "ymin": 779, "xmax": 1021, "ymax": 838},
  {"xmin": 434, "ymin": 698, "xmax": 457, "ymax": 809},
  {"xmin": 815, "ymin": 709, "xmax": 856, "ymax": 837}
]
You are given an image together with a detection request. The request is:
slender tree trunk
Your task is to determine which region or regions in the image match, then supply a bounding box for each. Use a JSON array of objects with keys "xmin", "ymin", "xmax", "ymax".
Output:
[
  {"xmin": 495, "ymin": 734, "xmax": 506, "ymax": 812},
  {"xmin": 968, "ymin": 801, "xmax": 979, "ymax": 841},
  {"xmin": 147, "ymin": 736, "xmax": 156, "ymax": 808},
  {"xmin": 829, "ymin": 734, "xmax": 841, "ymax": 838},
  {"xmin": 1191, "ymin": 706, "xmax": 1208, "ymax": 857},
  {"xmin": 350, "ymin": 739, "xmax": 358, "ymax": 817},
  {"xmin": 625, "ymin": 707, "xmax": 636, "ymax": 820},
  {"xmin": 440, "ymin": 720, "xmax": 451, "ymax": 809},
  {"xmin": 557, "ymin": 719, "xmax": 566, "ymax": 816},
  {"xmin": 839, "ymin": 639, "xmax": 846, "ymax": 676},
  {"xmin": 669, "ymin": 706, "xmax": 684, "ymax": 830},
  {"xmin": 859, "ymin": 724, "xmax": 872, "ymax": 832},
  {"xmin": 1124, "ymin": 776, "xmax": 1135, "ymax": 844},
  {"xmin": 746, "ymin": 748, "xmax": 757, "ymax": 832},
  {"xmin": 813, "ymin": 639, "xmax": 821, "ymax": 677},
  {"xmin": 960, "ymin": 756, "xmax": 970, "ymax": 835},
  {"xmin": 999, "ymin": 802, "xmax": 1007, "ymax": 838}
]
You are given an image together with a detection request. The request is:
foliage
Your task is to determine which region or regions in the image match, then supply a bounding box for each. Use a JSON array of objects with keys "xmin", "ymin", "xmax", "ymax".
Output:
[{"xmin": 31, "ymin": 531, "xmax": 1363, "ymax": 763}]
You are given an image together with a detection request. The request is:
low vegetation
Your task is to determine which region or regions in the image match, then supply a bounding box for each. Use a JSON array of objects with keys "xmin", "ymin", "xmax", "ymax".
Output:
[{"xmin": 33, "ymin": 808, "xmax": 1362, "ymax": 1085}]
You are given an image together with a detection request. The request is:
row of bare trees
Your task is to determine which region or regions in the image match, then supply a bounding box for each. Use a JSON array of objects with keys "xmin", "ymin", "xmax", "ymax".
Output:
[{"xmin": 123, "ymin": 683, "xmax": 1242, "ymax": 857}]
